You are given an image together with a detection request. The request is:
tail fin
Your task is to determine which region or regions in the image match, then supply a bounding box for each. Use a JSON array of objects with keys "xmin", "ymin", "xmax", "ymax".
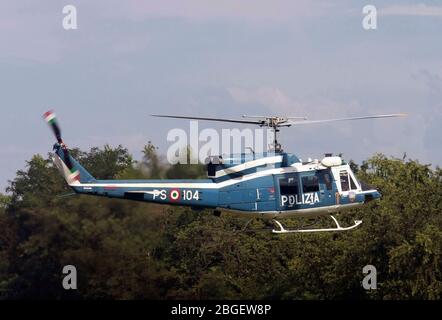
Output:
[{"xmin": 53, "ymin": 144, "xmax": 96, "ymax": 185}]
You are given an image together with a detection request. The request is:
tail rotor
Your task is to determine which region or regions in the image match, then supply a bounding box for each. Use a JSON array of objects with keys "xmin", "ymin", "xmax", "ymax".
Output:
[
  {"xmin": 43, "ymin": 110, "xmax": 79, "ymax": 183},
  {"xmin": 43, "ymin": 110, "xmax": 63, "ymax": 144}
]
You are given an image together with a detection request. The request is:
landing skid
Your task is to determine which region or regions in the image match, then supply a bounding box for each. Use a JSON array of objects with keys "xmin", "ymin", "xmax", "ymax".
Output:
[{"xmin": 272, "ymin": 215, "xmax": 362, "ymax": 234}]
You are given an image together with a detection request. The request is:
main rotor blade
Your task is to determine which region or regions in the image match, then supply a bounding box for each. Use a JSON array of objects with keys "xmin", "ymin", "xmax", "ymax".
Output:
[
  {"xmin": 241, "ymin": 115, "xmax": 268, "ymax": 119},
  {"xmin": 151, "ymin": 114, "xmax": 264, "ymax": 125},
  {"xmin": 242, "ymin": 115, "xmax": 308, "ymax": 120},
  {"xmin": 287, "ymin": 116, "xmax": 308, "ymax": 120},
  {"xmin": 287, "ymin": 113, "xmax": 407, "ymax": 126}
]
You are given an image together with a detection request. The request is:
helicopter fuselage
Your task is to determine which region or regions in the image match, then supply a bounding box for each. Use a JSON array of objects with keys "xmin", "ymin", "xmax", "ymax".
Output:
[{"xmin": 54, "ymin": 147, "xmax": 380, "ymax": 219}]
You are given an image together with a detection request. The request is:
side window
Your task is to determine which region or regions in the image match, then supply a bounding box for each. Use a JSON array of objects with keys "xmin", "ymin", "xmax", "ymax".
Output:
[
  {"xmin": 302, "ymin": 175, "xmax": 319, "ymax": 193},
  {"xmin": 340, "ymin": 171, "xmax": 349, "ymax": 191},
  {"xmin": 279, "ymin": 176, "xmax": 298, "ymax": 196}
]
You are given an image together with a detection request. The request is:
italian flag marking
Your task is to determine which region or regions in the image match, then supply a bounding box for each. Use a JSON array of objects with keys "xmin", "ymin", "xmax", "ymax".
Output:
[
  {"xmin": 170, "ymin": 189, "xmax": 180, "ymax": 201},
  {"xmin": 69, "ymin": 170, "xmax": 81, "ymax": 183},
  {"xmin": 43, "ymin": 111, "xmax": 57, "ymax": 124}
]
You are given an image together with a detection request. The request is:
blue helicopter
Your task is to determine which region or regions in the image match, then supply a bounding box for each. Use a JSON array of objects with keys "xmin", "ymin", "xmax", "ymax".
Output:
[{"xmin": 44, "ymin": 111, "xmax": 406, "ymax": 233}]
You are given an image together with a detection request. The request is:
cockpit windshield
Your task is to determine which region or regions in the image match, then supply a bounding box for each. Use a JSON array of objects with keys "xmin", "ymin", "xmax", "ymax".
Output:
[{"xmin": 339, "ymin": 170, "xmax": 358, "ymax": 191}]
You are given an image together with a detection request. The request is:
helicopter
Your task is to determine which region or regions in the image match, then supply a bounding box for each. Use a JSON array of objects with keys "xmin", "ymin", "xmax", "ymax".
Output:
[{"xmin": 43, "ymin": 111, "xmax": 406, "ymax": 233}]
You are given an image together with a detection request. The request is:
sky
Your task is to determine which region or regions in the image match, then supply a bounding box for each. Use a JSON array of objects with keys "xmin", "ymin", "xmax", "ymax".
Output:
[{"xmin": 0, "ymin": 0, "xmax": 441, "ymax": 190}]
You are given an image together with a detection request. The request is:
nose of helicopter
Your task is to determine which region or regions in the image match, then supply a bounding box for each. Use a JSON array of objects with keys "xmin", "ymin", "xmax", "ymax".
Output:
[
  {"xmin": 363, "ymin": 190, "xmax": 381, "ymax": 203},
  {"xmin": 358, "ymin": 180, "xmax": 381, "ymax": 203},
  {"xmin": 373, "ymin": 190, "xmax": 381, "ymax": 199}
]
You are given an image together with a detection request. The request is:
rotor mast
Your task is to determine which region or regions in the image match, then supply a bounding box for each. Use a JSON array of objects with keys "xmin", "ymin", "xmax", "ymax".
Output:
[
  {"xmin": 272, "ymin": 125, "xmax": 281, "ymax": 153},
  {"xmin": 261, "ymin": 116, "xmax": 287, "ymax": 153},
  {"xmin": 242, "ymin": 115, "xmax": 306, "ymax": 153}
]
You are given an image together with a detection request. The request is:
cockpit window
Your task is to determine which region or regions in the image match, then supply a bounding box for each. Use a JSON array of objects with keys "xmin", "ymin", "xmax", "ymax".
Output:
[
  {"xmin": 302, "ymin": 175, "xmax": 320, "ymax": 193},
  {"xmin": 339, "ymin": 170, "xmax": 359, "ymax": 191},
  {"xmin": 350, "ymin": 175, "xmax": 358, "ymax": 190},
  {"xmin": 340, "ymin": 170, "xmax": 350, "ymax": 191}
]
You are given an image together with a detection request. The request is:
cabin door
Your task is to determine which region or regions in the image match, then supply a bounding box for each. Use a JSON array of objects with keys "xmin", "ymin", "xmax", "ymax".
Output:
[
  {"xmin": 317, "ymin": 169, "xmax": 335, "ymax": 206},
  {"xmin": 276, "ymin": 173, "xmax": 300, "ymax": 211}
]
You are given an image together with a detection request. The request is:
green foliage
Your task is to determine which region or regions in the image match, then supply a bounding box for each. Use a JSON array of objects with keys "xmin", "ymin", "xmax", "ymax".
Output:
[
  {"xmin": 78, "ymin": 145, "xmax": 134, "ymax": 179},
  {"xmin": 159, "ymin": 145, "xmax": 203, "ymax": 179},
  {"xmin": 141, "ymin": 141, "xmax": 165, "ymax": 179},
  {"xmin": 166, "ymin": 163, "xmax": 206, "ymax": 179},
  {"xmin": 0, "ymin": 147, "xmax": 440, "ymax": 300}
]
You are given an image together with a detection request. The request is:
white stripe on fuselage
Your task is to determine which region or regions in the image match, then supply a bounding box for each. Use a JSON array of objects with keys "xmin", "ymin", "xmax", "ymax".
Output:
[
  {"xmin": 72, "ymin": 161, "xmax": 342, "ymax": 190},
  {"xmin": 214, "ymin": 155, "xmax": 283, "ymax": 178},
  {"xmin": 73, "ymin": 165, "xmax": 300, "ymax": 189}
]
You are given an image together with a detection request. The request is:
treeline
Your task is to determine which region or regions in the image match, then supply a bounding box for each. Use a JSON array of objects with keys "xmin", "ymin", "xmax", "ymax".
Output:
[{"xmin": 0, "ymin": 144, "xmax": 440, "ymax": 299}]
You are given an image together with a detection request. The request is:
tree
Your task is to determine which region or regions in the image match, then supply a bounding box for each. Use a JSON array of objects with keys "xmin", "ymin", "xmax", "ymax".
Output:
[
  {"xmin": 0, "ymin": 149, "xmax": 441, "ymax": 300},
  {"xmin": 78, "ymin": 145, "xmax": 133, "ymax": 179},
  {"xmin": 141, "ymin": 141, "xmax": 165, "ymax": 179}
]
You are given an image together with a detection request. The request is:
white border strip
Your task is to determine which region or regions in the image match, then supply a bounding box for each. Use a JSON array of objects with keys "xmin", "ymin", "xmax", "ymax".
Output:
[{"xmin": 214, "ymin": 155, "xmax": 283, "ymax": 178}]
